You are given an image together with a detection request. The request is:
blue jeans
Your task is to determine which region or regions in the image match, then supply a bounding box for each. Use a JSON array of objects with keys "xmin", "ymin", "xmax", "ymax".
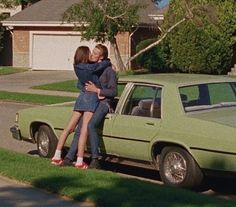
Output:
[{"xmin": 65, "ymin": 102, "xmax": 109, "ymax": 161}]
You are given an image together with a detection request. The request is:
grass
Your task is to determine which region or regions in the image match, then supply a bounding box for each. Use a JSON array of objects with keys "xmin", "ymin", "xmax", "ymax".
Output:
[
  {"xmin": 0, "ymin": 67, "xmax": 28, "ymax": 75},
  {"xmin": 31, "ymin": 79, "xmax": 126, "ymax": 96},
  {"xmin": 0, "ymin": 148, "xmax": 236, "ymax": 207},
  {"xmin": 32, "ymin": 80, "xmax": 79, "ymax": 92},
  {"xmin": 0, "ymin": 91, "xmax": 75, "ymax": 104}
]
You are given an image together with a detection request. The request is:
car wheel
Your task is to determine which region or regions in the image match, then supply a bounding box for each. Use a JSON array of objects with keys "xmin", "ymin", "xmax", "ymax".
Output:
[
  {"xmin": 37, "ymin": 125, "xmax": 58, "ymax": 158},
  {"xmin": 159, "ymin": 146, "xmax": 203, "ymax": 189}
]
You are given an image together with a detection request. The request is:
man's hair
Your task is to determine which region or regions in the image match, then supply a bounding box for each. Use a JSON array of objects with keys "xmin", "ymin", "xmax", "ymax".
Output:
[
  {"xmin": 95, "ymin": 44, "xmax": 108, "ymax": 60},
  {"xmin": 74, "ymin": 46, "xmax": 90, "ymax": 65}
]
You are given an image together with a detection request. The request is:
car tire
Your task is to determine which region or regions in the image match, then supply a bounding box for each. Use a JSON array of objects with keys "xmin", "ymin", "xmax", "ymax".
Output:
[
  {"xmin": 37, "ymin": 125, "xmax": 58, "ymax": 158},
  {"xmin": 159, "ymin": 146, "xmax": 203, "ymax": 189}
]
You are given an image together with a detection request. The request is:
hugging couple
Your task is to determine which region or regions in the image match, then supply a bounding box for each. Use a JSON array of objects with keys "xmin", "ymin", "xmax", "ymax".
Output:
[{"xmin": 51, "ymin": 44, "xmax": 117, "ymax": 169}]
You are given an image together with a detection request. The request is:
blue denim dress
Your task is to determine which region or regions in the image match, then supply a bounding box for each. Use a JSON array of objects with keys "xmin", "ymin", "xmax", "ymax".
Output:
[{"xmin": 73, "ymin": 60, "xmax": 111, "ymax": 112}]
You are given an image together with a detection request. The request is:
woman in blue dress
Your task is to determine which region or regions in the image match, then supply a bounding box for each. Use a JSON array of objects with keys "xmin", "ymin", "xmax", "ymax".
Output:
[{"xmin": 51, "ymin": 46, "xmax": 111, "ymax": 169}]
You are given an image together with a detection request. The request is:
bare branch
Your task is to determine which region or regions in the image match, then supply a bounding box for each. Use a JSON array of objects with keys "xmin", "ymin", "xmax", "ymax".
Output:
[
  {"xmin": 105, "ymin": 12, "xmax": 127, "ymax": 20},
  {"xmin": 125, "ymin": 17, "xmax": 187, "ymax": 66}
]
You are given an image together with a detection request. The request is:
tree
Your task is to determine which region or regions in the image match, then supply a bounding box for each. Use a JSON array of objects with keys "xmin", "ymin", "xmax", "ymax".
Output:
[
  {"xmin": 163, "ymin": 0, "xmax": 236, "ymax": 74},
  {"xmin": 63, "ymin": 0, "xmax": 145, "ymax": 71},
  {"xmin": 130, "ymin": 0, "xmax": 236, "ymax": 74},
  {"xmin": 0, "ymin": 0, "xmax": 39, "ymax": 8}
]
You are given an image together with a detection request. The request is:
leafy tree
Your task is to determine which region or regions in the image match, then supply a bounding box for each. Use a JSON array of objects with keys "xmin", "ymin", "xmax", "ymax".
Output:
[
  {"xmin": 132, "ymin": 0, "xmax": 236, "ymax": 74},
  {"xmin": 63, "ymin": 0, "xmax": 145, "ymax": 71},
  {"xmin": 0, "ymin": 0, "xmax": 39, "ymax": 8},
  {"xmin": 136, "ymin": 38, "xmax": 170, "ymax": 73},
  {"xmin": 164, "ymin": 0, "xmax": 236, "ymax": 74}
]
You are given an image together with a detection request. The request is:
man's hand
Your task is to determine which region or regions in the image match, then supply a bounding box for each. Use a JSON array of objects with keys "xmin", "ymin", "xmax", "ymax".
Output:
[{"xmin": 85, "ymin": 81, "xmax": 98, "ymax": 93}]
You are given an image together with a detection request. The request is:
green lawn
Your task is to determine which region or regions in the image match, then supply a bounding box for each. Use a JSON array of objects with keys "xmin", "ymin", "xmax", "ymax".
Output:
[
  {"xmin": 0, "ymin": 67, "xmax": 28, "ymax": 75},
  {"xmin": 32, "ymin": 80, "xmax": 79, "ymax": 92},
  {"xmin": 32, "ymin": 80, "xmax": 126, "ymax": 97},
  {"xmin": 0, "ymin": 148, "xmax": 235, "ymax": 207},
  {"xmin": 0, "ymin": 91, "xmax": 75, "ymax": 104}
]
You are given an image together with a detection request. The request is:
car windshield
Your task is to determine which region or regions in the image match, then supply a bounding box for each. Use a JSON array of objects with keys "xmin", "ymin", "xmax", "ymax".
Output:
[{"xmin": 179, "ymin": 82, "xmax": 236, "ymax": 112}]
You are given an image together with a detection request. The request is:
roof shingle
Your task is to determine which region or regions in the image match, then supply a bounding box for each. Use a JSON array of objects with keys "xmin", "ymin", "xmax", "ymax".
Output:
[{"xmin": 3, "ymin": 0, "xmax": 164, "ymax": 25}]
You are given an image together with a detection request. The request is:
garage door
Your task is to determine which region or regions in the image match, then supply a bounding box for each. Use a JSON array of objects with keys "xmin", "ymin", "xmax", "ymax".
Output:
[{"xmin": 31, "ymin": 34, "xmax": 109, "ymax": 70}]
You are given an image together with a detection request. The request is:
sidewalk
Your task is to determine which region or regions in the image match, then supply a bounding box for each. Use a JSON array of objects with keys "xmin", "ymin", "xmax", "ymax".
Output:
[{"xmin": 0, "ymin": 176, "xmax": 94, "ymax": 207}]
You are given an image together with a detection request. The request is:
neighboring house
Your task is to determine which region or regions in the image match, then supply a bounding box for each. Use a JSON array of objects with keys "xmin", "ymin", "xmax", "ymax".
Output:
[
  {"xmin": 0, "ymin": 5, "xmax": 22, "ymax": 66},
  {"xmin": 1, "ymin": 0, "xmax": 164, "ymax": 70},
  {"xmin": 0, "ymin": 5, "xmax": 21, "ymax": 17}
]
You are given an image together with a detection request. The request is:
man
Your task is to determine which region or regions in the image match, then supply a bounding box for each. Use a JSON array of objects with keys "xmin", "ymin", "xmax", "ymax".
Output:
[{"xmin": 62, "ymin": 44, "xmax": 117, "ymax": 169}]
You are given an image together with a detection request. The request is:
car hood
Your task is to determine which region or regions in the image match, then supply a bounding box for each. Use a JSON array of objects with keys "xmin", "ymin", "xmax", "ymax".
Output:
[{"xmin": 187, "ymin": 108, "xmax": 236, "ymax": 128}]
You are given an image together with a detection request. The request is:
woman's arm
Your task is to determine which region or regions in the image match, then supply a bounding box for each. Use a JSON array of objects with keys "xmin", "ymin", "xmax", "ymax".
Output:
[{"xmin": 79, "ymin": 59, "xmax": 111, "ymax": 73}]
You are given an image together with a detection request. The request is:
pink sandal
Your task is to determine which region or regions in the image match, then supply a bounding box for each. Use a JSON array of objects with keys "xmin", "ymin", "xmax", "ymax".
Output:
[
  {"xmin": 75, "ymin": 162, "xmax": 88, "ymax": 169},
  {"xmin": 51, "ymin": 158, "xmax": 63, "ymax": 166}
]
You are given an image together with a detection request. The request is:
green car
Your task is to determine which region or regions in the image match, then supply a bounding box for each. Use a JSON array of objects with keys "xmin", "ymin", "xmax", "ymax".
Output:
[{"xmin": 10, "ymin": 74, "xmax": 236, "ymax": 189}]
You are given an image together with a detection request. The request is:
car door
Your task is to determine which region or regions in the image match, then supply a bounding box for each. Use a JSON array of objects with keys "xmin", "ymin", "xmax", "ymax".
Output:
[{"xmin": 102, "ymin": 84, "xmax": 162, "ymax": 161}]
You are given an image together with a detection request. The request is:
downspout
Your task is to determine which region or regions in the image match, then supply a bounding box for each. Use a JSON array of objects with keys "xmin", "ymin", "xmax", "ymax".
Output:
[{"xmin": 6, "ymin": 26, "xmax": 14, "ymax": 66}]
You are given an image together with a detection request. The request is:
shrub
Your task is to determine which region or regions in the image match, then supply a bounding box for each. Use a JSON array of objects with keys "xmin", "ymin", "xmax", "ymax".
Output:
[{"xmin": 135, "ymin": 38, "xmax": 170, "ymax": 73}]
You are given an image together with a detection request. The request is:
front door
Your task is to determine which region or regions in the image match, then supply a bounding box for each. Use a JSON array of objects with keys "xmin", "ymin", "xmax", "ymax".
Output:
[{"xmin": 103, "ymin": 84, "xmax": 162, "ymax": 161}]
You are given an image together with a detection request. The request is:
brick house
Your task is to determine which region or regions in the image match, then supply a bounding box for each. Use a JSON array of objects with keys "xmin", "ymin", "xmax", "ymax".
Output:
[{"xmin": 1, "ymin": 0, "xmax": 164, "ymax": 70}]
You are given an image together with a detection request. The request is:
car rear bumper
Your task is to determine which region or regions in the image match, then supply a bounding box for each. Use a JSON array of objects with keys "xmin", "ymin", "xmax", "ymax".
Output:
[{"xmin": 10, "ymin": 126, "xmax": 22, "ymax": 140}]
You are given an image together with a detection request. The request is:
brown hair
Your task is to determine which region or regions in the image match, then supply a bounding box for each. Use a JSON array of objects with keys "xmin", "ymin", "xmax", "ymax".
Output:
[
  {"xmin": 95, "ymin": 44, "xmax": 108, "ymax": 60},
  {"xmin": 74, "ymin": 46, "xmax": 90, "ymax": 65}
]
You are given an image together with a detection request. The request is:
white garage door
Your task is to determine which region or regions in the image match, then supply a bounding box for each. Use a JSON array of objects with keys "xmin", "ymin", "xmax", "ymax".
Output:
[{"xmin": 31, "ymin": 34, "xmax": 108, "ymax": 70}]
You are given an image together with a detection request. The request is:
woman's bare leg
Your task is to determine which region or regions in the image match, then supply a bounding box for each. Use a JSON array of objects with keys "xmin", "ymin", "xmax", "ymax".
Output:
[
  {"xmin": 52, "ymin": 111, "xmax": 82, "ymax": 160},
  {"xmin": 75, "ymin": 111, "xmax": 93, "ymax": 166}
]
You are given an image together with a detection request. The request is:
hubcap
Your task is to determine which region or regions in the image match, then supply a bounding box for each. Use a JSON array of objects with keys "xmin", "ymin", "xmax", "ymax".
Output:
[
  {"xmin": 38, "ymin": 131, "xmax": 49, "ymax": 157},
  {"xmin": 163, "ymin": 152, "xmax": 187, "ymax": 184}
]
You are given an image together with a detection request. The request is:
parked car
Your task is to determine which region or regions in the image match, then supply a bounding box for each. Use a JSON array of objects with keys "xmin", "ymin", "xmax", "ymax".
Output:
[{"xmin": 10, "ymin": 74, "xmax": 236, "ymax": 189}]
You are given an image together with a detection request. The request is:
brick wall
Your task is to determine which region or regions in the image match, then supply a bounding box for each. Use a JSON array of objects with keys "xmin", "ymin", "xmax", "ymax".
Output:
[{"xmin": 13, "ymin": 29, "xmax": 29, "ymax": 67}]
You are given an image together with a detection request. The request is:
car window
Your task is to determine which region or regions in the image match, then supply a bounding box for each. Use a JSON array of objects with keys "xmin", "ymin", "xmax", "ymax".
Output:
[
  {"xmin": 179, "ymin": 82, "xmax": 236, "ymax": 112},
  {"xmin": 122, "ymin": 85, "xmax": 162, "ymax": 118},
  {"xmin": 117, "ymin": 82, "xmax": 126, "ymax": 98}
]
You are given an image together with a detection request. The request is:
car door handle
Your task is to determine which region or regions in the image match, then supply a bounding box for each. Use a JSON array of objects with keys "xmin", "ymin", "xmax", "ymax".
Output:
[
  {"xmin": 146, "ymin": 122, "xmax": 155, "ymax": 126},
  {"xmin": 105, "ymin": 114, "xmax": 112, "ymax": 120}
]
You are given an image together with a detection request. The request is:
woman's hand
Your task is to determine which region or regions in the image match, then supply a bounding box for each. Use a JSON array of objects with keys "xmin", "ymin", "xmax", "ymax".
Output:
[{"xmin": 85, "ymin": 81, "xmax": 99, "ymax": 93}]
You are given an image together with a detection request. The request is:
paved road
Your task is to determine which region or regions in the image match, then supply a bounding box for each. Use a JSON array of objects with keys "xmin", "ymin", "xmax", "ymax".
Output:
[{"xmin": 0, "ymin": 101, "xmax": 38, "ymax": 155}]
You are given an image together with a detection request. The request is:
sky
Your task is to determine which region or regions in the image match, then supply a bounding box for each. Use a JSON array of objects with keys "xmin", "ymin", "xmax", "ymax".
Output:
[{"xmin": 158, "ymin": 0, "xmax": 170, "ymax": 8}]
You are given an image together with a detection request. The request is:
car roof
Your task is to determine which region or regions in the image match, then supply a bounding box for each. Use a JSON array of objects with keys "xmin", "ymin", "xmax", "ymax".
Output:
[{"xmin": 119, "ymin": 73, "xmax": 236, "ymax": 86}]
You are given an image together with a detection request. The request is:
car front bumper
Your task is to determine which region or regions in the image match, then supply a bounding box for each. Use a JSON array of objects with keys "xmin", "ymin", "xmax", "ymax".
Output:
[{"xmin": 10, "ymin": 126, "xmax": 22, "ymax": 140}]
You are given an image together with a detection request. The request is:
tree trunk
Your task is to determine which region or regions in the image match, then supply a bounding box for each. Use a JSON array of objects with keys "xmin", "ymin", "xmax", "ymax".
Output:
[
  {"xmin": 111, "ymin": 39, "xmax": 126, "ymax": 71},
  {"xmin": 125, "ymin": 17, "xmax": 187, "ymax": 67}
]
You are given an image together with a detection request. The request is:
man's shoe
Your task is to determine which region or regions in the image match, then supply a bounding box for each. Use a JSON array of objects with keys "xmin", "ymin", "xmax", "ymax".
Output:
[
  {"xmin": 60, "ymin": 157, "xmax": 74, "ymax": 167},
  {"xmin": 88, "ymin": 158, "xmax": 101, "ymax": 169}
]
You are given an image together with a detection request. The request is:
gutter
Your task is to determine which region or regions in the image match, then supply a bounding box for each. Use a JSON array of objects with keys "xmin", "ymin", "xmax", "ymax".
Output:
[{"xmin": 1, "ymin": 21, "xmax": 88, "ymax": 27}]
